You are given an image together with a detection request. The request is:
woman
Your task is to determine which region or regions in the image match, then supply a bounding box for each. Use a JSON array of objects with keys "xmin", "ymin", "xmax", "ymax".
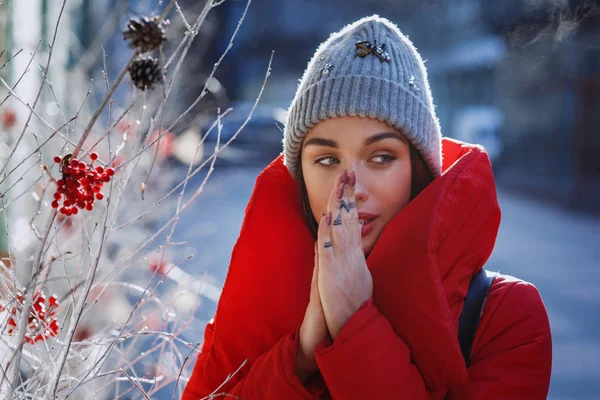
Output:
[{"xmin": 183, "ymin": 15, "xmax": 552, "ymax": 399}]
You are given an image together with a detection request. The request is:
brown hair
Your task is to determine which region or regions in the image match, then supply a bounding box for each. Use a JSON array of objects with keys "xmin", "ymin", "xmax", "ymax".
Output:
[{"xmin": 298, "ymin": 142, "xmax": 434, "ymax": 239}]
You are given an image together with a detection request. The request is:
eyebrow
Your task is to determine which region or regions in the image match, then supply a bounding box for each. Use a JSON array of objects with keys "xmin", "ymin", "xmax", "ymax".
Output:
[
  {"xmin": 303, "ymin": 132, "xmax": 406, "ymax": 149},
  {"xmin": 363, "ymin": 132, "xmax": 407, "ymax": 146}
]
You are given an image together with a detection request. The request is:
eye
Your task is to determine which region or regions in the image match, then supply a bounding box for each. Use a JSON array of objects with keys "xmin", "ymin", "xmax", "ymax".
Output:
[
  {"xmin": 315, "ymin": 156, "xmax": 340, "ymax": 167},
  {"xmin": 370, "ymin": 154, "xmax": 396, "ymax": 165}
]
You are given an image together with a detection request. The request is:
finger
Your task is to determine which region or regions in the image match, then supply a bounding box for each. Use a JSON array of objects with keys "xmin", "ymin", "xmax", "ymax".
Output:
[
  {"xmin": 327, "ymin": 169, "xmax": 349, "ymax": 246},
  {"xmin": 343, "ymin": 169, "xmax": 361, "ymax": 245},
  {"xmin": 309, "ymin": 243, "xmax": 319, "ymax": 301},
  {"xmin": 316, "ymin": 213, "xmax": 335, "ymax": 328},
  {"xmin": 312, "ymin": 242, "xmax": 322, "ymax": 302},
  {"xmin": 317, "ymin": 212, "xmax": 334, "ymax": 270},
  {"xmin": 312, "ymin": 242, "xmax": 318, "ymax": 285}
]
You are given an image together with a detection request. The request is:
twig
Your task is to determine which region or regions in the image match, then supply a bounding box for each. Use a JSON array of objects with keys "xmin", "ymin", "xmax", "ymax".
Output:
[
  {"xmin": 175, "ymin": 2, "xmax": 193, "ymax": 32},
  {"xmin": 0, "ymin": 0, "xmax": 68, "ymax": 181},
  {"xmin": 114, "ymin": 50, "xmax": 272, "ymax": 278},
  {"xmin": 7, "ymin": 211, "xmax": 56, "ymax": 398},
  {"xmin": 112, "ymin": 107, "xmax": 231, "ymax": 231},
  {"xmin": 1, "ymin": 116, "xmax": 77, "ymax": 185},
  {"xmin": 119, "ymin": 0, "xmax": 251, "ymax": 172},
  {"xmin": 0, "ymin": 43, "xmax": 40, "ymax": 109},
  {"xmin": 0, "ymin": 48, "xmax": 23, "ymax": 71},
  {"xmin": 47, "ymin": 184, "xmax": 113, "ymax": 398},
  {"xmin": 72, "ymin": 53, "xmax": 138, "ymax": 158}
]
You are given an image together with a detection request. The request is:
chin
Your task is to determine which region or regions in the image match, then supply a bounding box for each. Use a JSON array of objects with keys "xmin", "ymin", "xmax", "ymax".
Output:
[{"xmin": 361, "ymin": 239, "xmax": 374, "ymax": 256}]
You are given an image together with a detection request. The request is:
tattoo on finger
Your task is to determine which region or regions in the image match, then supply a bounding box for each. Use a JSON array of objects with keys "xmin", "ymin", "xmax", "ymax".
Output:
[
  {"xmin": 324, "ymin": 241, "xmax": 332, "ymax": 248},
  {"xmin": 333, "ymin": 214, "xmax": 342, "ymax": 226},
  {"xmin": 349, "ymin": 201, "xmax": 356, "ymax": 209},
  {"xmin": 340, "ymin": 200, "xmax": 350, "ymax": 212}
]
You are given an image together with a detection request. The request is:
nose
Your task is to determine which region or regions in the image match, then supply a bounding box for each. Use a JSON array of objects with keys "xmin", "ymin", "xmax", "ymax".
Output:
[{"xmin": 351, "ymin": 167, "xmax": 368, "ymax": 203}]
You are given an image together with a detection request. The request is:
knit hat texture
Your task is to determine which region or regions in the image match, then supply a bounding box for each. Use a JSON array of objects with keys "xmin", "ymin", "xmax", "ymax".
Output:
[{"xmin": 283, "ymin": 15, "xmax": 442, "ymax": 179}]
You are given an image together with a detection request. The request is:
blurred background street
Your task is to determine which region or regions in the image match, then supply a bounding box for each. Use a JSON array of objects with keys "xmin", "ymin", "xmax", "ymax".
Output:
[{"xmin": 1, "ymin": 0, "xmax": 599, "ymax": 398}]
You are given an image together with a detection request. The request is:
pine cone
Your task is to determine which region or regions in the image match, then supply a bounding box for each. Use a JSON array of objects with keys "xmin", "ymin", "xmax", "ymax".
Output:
[
  {"xmin": 123, "ymin": 17, "xmax": 166, "ymax": 53},
  {"xmin": 128, "ymin": 57, "xmax": 164, "ymax": 90}
]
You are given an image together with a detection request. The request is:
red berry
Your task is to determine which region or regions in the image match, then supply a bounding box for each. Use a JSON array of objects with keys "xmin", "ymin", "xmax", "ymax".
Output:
[
  {"xmin": 53, "ymin": 156, "xmax": 62, "ymax": 163},
  {"xmin": 50, "ymin": 320, "xmax": 59, "ymax": 333},
  {"xmin": 78, "ymin": 161, "xmax": 86, "ymax": 170},
  {"xmin": 95, "ymin": 192, "xmax": 104, "ymax": 200},
  {"xmin": 71, "ymin": 207, "xmax": 78, "ymax": 215},
  {"xmin": 49, "ymin": 295, "xmax": 58, "ymax": 307},
  {"xmin": 90, "ymin": 152, "xmax": 98, "ymax": 161},
  {"xmin": 53, "ymin": 193, "xmax": 61, "ymax": 200},
  {"xmin": 85, "ymin": 204, "xmax": 93, "ymax": 211},
  {"xmin": 106, "ymin": 168, "xmax": 115, "ymax": 176},
  {"xmin": 59, "ymin": 207, "xmax": 67, "ymax": 215},
  {"xmin": 95, "ymin": 166, "xmax": 104, "ymax": 174},
  {"xmin": 102, "ymin": 175, "xmax": 110, "ymax": 183},
  {"xmin": 70, "ymin": 159, "xmax": 78, "ymax": 167},
  {"xmin": 51, "ymin": 200, "xmax": 59, "ymax": 208}
]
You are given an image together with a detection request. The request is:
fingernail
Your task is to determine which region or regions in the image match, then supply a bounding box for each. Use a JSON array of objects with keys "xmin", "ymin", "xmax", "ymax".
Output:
[
  {"xmin": 326, "ymin": 212, "xmax": 332, "ymax": 225},
  {"xmin": 336, "ymin": 183, "xmax": 345, "ymax": 199},
  {"xmin": 341, "ymin": 169, "xmax": 349, "ymax": 184},
  {"xmin": 349, "ymin": 171, "xmax": 356, "ymax": 187}
]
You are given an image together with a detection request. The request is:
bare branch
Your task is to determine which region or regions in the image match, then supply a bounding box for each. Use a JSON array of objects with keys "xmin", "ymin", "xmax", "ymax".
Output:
[{"xmin": 0, "ymin": 0, "xmax": 68, "ymax": 180}]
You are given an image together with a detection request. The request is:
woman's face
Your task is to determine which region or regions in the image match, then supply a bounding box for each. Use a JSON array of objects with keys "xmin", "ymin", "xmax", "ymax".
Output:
[{"xmin": 301, "ymin": 116, "xmax": 412, "ymax": 254}]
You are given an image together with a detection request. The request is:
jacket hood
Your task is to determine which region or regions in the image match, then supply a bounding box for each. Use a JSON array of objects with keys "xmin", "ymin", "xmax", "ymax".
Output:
[{"xmin": 205, "ymin": 138, "xmax": 501, "ymax": 392}]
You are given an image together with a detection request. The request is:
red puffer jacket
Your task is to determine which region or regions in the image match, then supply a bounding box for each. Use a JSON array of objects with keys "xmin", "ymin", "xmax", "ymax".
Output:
[{"xmin": 182, "ymin": 138, "xmax": 552, "ymax": 399}]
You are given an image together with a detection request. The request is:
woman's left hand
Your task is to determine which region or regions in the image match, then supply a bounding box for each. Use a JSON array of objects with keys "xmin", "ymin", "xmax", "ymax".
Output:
[{"xmin": 317, "ymin": 169, "xmax": 373, "ymax": 339}]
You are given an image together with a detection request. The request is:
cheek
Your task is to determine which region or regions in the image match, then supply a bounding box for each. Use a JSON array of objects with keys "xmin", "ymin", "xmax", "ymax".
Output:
[
  {"xmin": 306, "ymin": 179, "xmax": 331, "ymax": 220},
  {"xmin": 372, "ymin": 162, "xmax": 412, "ymax": 214},
  {"xmin": 302, "ymin": 163, "xmax": 334, "ymax": 220}
]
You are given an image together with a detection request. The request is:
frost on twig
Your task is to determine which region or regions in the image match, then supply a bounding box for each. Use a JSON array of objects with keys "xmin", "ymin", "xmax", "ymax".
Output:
[{"xmin": 0, "ymin": 0, "xmax": 269, "ymax": 398}]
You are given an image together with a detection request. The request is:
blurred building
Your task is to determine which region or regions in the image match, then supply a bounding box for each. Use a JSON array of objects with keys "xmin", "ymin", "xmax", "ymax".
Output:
[{"xmin": 482, "ymin": 0, "xmax": 600, "ymax": 212}]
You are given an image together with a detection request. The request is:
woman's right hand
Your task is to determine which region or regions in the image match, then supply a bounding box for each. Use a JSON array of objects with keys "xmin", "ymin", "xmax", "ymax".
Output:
[{"xmin": 296, "ymin": 242, "xmax": 329, "ymax": 383}]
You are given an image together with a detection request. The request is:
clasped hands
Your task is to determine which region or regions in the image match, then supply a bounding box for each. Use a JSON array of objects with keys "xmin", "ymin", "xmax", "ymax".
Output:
[{"xmin": 296, "ymin": 169, "xmax": 374, "ymax": 382}]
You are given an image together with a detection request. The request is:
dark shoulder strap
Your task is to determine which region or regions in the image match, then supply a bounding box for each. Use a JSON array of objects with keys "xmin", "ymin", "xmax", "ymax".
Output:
[{"xmin": 458, "ymin": 269, "xmax": 496, "ymax": 367}]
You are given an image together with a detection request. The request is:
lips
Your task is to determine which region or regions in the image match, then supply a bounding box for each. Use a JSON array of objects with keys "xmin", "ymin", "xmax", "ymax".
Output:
[{"xmin": 358, "ymin": 212, "xmax": 379, "ymax": 236}]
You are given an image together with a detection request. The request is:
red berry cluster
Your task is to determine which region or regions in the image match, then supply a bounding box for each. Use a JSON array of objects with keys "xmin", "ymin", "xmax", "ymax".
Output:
[
  {"xmin": 51, "ymin": 153, "xmax": 114, "ymax": 216},
  {"xmin": 0, "ymin": 291, "xmax": 59, "ymax": 344}
]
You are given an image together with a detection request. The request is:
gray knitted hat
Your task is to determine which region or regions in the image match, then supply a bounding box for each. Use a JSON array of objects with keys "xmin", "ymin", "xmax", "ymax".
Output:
[{"xmin": 283, "ymin": 15, "xmax": 442, "ymax": 179}]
